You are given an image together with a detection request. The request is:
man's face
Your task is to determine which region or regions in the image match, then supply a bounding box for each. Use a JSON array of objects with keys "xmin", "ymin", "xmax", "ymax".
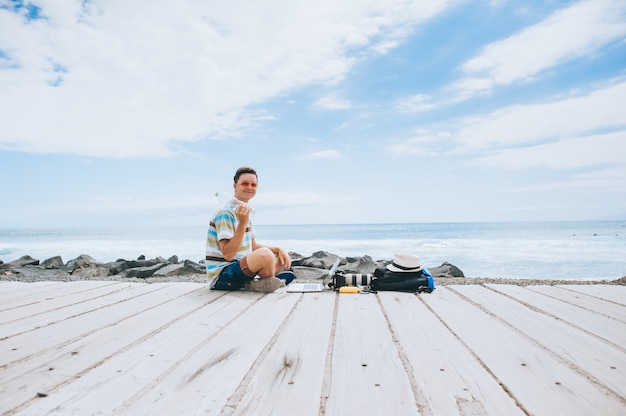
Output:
[{"xmin": 233, "ymin": 173, "xmax": 258, "ymax": 202}]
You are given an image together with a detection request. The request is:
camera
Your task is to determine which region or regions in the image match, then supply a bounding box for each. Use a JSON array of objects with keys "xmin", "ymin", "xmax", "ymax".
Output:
[{"xmin": 331, "ymin": 271, "xmax": 373, "ymax": 290}]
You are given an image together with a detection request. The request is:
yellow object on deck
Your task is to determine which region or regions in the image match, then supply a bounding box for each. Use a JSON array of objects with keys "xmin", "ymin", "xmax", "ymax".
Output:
[{"xmin": 339, "ymin": 286, "xmax": 360, "ymax": 293}]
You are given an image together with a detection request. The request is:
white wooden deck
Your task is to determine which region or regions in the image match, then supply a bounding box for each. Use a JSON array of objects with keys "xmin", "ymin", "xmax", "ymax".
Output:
[{"xmin": 1, "ymin": 281, "xmax": 625, "ymax": 416}]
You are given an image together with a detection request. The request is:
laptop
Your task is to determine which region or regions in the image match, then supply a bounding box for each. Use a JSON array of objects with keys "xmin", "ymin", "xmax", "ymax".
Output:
[{"xmin": 286, "ymin": 258, "xmax": 340, "ymax": 293}]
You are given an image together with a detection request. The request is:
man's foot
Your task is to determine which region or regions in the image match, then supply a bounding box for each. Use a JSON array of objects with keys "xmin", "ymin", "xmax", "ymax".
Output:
[
  {"xmin": 276, "ymin": 270, "xmax": 296, "ymax": 285},
  {"xmin": 245, "ymin": 276, "xmax": 285, "ymax": 293}
]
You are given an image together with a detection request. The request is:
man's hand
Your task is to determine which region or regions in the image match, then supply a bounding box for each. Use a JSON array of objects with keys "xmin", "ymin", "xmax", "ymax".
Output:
[
  {"xmin": 236, "ymin": 203, "xmax": 252, "ymax": 224},
  {"xmin": 274, "ymin": 247, "xmax": 291, "ymax": 270}
]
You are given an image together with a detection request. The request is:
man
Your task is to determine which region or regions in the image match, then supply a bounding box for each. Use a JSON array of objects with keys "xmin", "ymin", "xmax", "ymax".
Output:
[{"xmin": 206, "ymin": 166, "xmax": 295, "ymax": 292}]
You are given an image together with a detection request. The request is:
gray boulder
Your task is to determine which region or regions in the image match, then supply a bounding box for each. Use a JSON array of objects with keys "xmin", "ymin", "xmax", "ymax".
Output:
[
  {"xmin": 340, "ymin": 255, "xmax": 377, "ymax": 274},
  {"xmin": 183, "ymin": 259, "xmax": 205, "ymax": 274},
  {"xmin": 4, "ymin": 255, "xmax": 40, "ymax": 267},
  {"xmin": 428, "ymin": 262, "xmax": 465, "ymax": 278},
  {"xmin": 42, "ymin": 256, "xmax": 64, "ymax": 269},
  {"xmin": 104, "ymin": 260, "xmax": 129, "ymax": 275},
  {"xmin": 123, "ymin": 263, "xmax": 167, "ymax": 279},
  {"xmin": 124, "ymin": 258, "xmax": 161, "ymax": 269},
  {"xmin": 298, "ymin": 251, "xmax": 343, "ymax": 270},
  {"xmin": 6, "ymin": 266, "xmax": 71, "ymax": 280},
  {"xmin": 153, "ymin": 260, "xmax": 204, "ymax": 277},
  {"xmin": 71, "ymin": 266, "xmax": 111, "ymax": 278},
  {"xmin": 66, "ymin": 254, "xmax": 100, "ymax": 272},
  {"xmin": 292, "ymin": 266, "xmax": 328, "ymax": 281},
  {"xmin": 152, "ymin": 263, "xmax": 186, "ymax": 277}
]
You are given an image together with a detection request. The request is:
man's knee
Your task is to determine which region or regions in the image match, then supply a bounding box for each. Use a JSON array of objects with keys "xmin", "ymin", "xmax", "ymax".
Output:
[
  {"xmin": 256, "ymin": 247, "xmax": 275, "ymax": 266},
  {"xmin": 247, "ymin": 247, "xmax": 276, "ymax": 272}
]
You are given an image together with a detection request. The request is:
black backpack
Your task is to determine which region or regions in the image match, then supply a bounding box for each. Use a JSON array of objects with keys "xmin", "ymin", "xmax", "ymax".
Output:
[{"xmin": 371, "ymin": 267, "xmax": 435, "ymax": 293}]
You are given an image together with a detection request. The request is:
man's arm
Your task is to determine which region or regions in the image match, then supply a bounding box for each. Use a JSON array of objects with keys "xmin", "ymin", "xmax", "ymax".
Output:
[
  {"xmin": 218, "ymin": 220, "xmax": 247, "ymax": 260},
  {"xmin": 218, "ymin": 207, "xmax": 251, "ymax": 260}
]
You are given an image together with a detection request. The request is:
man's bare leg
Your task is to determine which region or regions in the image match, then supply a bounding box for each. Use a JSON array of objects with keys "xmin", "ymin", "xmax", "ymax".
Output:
[{"xmin": 244, "ymin": 247, "xmax": 278, "ymax": 278}]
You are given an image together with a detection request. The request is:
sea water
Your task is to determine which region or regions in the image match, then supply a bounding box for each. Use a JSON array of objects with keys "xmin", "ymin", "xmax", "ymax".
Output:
[{"xmin": 0, "ymin": 221, "xmax": 624, "ymax": 280}]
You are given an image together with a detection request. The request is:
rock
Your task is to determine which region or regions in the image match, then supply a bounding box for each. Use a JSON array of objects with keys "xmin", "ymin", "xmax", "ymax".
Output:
[
  {"xmin": 71, "ymin": 266, "xmax": 111, "ymax": 278},
  {"xmin": 340, "ymin": 255, "xmax": 377, "ymax": 274},
  {"xmin": 153, "ymin": 260, "xmax": 204, "ymax": 277},
  {"xmin": 292, "ymin": 266, "xmax": 328, "ymax": 281},
  {"xmin": 104, "ymin": 260, "xmax": 129, "ymax": 275},
  {"xmin": 66, "ymin": 254, "xmax": 100, "ymax": 272},
  {"xmin": 41, "ymin": 256, "xmax": 64, "ymax": 269},
  {"xmin": 428, "ymin": 262, "xmax": 465, "ymax": 278},
  {"xmin": 152, "ymin": 263, "xmax": 185, "ymax": 277},
  {"xmin": 0, "ymin": 250, "xmax": 468, "ymax": 285},
  {"xmin": 299, "ymin": 251, "xmax": 342, "ymax": 269},
  {"xmin": 611, "ymin": 276, "xmax": 626, "ymax": 285},
  {"xmin": 123, "ymin": 263, "xmax": 167, "ymax": 279},
  {"xmin": 4, "ymin": 255, "xmax": 40, "ymax": 267},
  {"xmin": 288, "ymin": 252, "xmax": 304, "ymax": 261},
  {"xmin": 183, "ymin": 260, "xmax": 205, "ymax": 274},
  {"xmin": 124, "ymin": 258, "xmax": 161, "ymax": 269},
  {"xmin": 8, "ymin": 266, "xmax": 71, "ymax": 280}
]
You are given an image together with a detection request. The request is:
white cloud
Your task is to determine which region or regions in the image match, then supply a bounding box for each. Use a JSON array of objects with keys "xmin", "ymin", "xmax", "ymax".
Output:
[
  {"xmin": 474, "ymin": 130, "xmax": 626, "ymax": 170},
  {"xmin": 300, "ymin": 149, "xmax": 342, "ymax": 160},
  {"xmin": 498, "ymin": 165, "xmax": 626, "ymax": 193},
  {"xmin": 450, "ymin": 0, "xmax": 626, "ymax": 98},
  {"xmin": 315, "ymin": 94, "xmax": 352, "ymax": 110},
  {"xmin": 39, "ymin": 194, "xmax": 212, "ymax": 214},
  {"xmin": 454, "ymin": 80, "xmax": 626, "ymax": 150},
  {"xmin": 395, "ymin": 94, "xmax": 436, "ymax": 112},
  {"xmin": 0, "ymin": 0, "xmax": 452, "ymax": 158},
  {"xmin": 389, "ymin": 130, "xmax": 450, "ymax": 155}
]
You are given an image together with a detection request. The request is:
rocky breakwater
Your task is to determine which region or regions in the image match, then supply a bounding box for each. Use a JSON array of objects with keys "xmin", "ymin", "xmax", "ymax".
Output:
[
  {"xmin": 0, "ymin": 250, "xmax": 465, "ymax": 283},
  {"xmin": 290, "ymin": 250, "xmax": 464, "ymax": 279},
  {"xmin": 0, "ymin": 254, "xmax": 207, "ymax": 283}
]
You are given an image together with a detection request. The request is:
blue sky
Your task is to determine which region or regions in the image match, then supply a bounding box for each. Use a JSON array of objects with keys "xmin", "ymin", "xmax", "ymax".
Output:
[{"xmin": 1, "ymin": 0, "xmax": 625, "ymax": 228}]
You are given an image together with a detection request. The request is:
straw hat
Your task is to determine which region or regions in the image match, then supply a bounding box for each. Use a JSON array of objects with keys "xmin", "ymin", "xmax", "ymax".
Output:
[{"xmin": 387, "ymin": 253, "xmax": 422, "ymax": 272}]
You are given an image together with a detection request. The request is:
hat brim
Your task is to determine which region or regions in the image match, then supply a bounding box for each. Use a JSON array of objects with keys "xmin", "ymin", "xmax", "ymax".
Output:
[{"xmin": 387, "ymin": 264, "xmax": 422, "ymax": 273}]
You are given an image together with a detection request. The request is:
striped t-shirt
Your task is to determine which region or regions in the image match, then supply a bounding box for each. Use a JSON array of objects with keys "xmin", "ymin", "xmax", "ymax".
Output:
[{"xmin": 205, "ymin": 209, "xmax": 255, "ymax": 288}]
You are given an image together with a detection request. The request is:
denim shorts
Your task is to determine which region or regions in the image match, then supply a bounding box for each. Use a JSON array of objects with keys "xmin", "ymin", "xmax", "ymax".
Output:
[{"xmin": 213, "ymin": 260, "xmax": 252, "ymax": 291}]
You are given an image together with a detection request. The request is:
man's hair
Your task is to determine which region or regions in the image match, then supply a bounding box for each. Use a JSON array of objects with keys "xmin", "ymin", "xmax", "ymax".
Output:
[{"xmin": 234, "ymin": 166, "xmax": 258, "ymax": 183}]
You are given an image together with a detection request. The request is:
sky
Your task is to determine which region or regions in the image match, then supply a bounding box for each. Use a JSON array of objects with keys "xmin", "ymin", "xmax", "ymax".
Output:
[{"xmin": 1, "ymin": 0, "xmax": 626, "ymax": 228}]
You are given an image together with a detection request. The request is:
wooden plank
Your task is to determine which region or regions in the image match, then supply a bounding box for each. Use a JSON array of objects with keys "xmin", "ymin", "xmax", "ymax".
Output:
[
  {"xmin": 0, "ymin": 281, "xmax": 60, "ymax": 297},
  {"xmin": 0, "ymin": 281, "xmax": 135, "ymax": 323},
  {"xmin": 0, "ymin": 283, "xmax": 207, "ymax": 367},
  {"xmin": 422, "ymin": 286, "xmax": 626, "ymax": 416},
  {"xmin": 323, "ymin": 292, "xmax": 420, "ymax": 416},
  {"xmin": 525, "ymin": 285, "xmax": 626, "ymax": 324},
  {"xmin": 377, "ymin": 291, "xmax": 526, "ymax": 415},
  {"xmin": 487, "ymin": 284, "xmax": 626, "ymax": 347},
  {"xmin": 0, "ymin": 281, "xmax": 119, "ymax": 312},
  {"xmin": 451, "ymin": 285, "xmax": 626, "ymax": 399},
  {"xmin": 1, "ymin": 283, "xmax": 213, "ymax": 413},
  {"xmin": 106, "ymin": 291, "xmax": 300, "ymax": 415},
  {"xmin": 223, "ymin": 291, "xmax": 336, "ymax": 416},
  {"xmin": 556, "ymin": 284, "xmax": 626, "ymax": 305},
  {"xmin": 3, "ymin": 282, "xmax": 625, "ymax": 416},
  {"xmin": 8, "ymin": 287, "xmax": 249, "ymax": 415},
  {"xmin": 0, "ymin": 283, "xmax": 165, "ymax": 339}
]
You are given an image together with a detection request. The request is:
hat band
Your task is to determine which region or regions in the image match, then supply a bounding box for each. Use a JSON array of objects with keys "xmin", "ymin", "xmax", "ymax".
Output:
[{"xmin": 391, "ymin": 261, "xmax": 420, "ymax": 271}]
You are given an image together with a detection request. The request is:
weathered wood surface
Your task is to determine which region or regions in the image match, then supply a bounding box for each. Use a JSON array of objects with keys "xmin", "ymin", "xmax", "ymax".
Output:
[{"xmin": 1, "ymin": 281, "xmax": 624, "ymax": 415}]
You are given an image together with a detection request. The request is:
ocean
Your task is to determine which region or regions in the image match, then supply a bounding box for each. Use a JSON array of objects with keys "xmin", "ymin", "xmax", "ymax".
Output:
[{"xmin": 1, "ymin": 221, "xmax": 624, "ymax": 281}]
